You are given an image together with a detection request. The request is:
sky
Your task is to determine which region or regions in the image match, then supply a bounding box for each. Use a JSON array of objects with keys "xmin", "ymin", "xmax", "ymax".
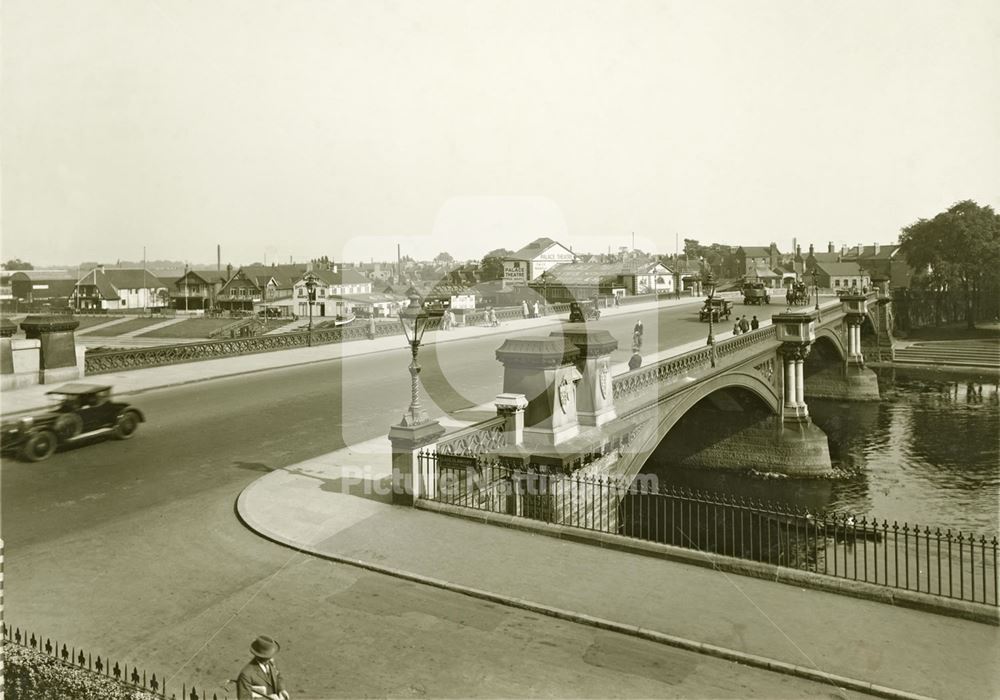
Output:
[{"xmin": 2, "ymin": 0, "xmax": 998, "ymax": 267}]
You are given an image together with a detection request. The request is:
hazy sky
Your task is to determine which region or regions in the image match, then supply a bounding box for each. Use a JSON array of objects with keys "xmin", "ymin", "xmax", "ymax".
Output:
[{"xmin": 2, "ymin": 0, "xmax": 998, "ymax": 266}]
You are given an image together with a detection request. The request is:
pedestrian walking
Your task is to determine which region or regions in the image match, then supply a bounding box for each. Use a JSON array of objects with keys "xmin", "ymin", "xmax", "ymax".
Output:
[
  {"xmin": 750, "ymin": 315, "xmax": 759, "ymax": 330},
  {"xmin": 236, "ymin": 635, "xmax": 290, "ymax": 700},
  {"xmin": 732, "ymin": 321, "xmax": 741, "ymax": 335},
  {"xmin": 490, "ymin": 308, "xmax": 499, "ymax": 327},
  {"xmin": 447, "ymin": 309, "xmax": 456, "ymax": 330},
  {"xmin": 533, "ymin": 300, "xmax": 540, "ymax": 318},
  {"xmin": 521, "ymin": 300, "xmax": 529, "ymax": 319},
  {"xmin": 739, "ymin": 315, "xmax": 750, "ymax": 333}
]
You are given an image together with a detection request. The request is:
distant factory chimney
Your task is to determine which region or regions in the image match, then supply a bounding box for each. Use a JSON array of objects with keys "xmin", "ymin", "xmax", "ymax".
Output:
[{"xmin": 217, "ymin": 244, "xmax": 221, "ymax": 271}]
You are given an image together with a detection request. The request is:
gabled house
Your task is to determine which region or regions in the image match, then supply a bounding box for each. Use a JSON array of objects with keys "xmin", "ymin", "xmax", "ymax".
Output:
[
  {"xmin": 72, "ymin": 267, "xmax": 169, "ymax": 311},
  {"xmin": 290, "ymin": 266, "xmax": 374, "ymax": 318},
  {"xmin": 735, "ymin": 244, "xmax": 780, "ymax": 277},
  {"xmin": 216, "ymin": 263, "xmax": 307, "ymax": 312},
  {"xmin": 503, "ymin": 238, "xmax": 577, "ymax": 285},
  {"xmin": 171, "ymin": 269, "xmax": 221, "ymax": 311}
]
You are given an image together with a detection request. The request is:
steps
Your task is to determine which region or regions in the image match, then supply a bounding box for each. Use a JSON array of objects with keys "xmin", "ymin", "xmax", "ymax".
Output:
[{"xmin": 893, "ymin": 340, "xmax": 1000, "ymax": 369}]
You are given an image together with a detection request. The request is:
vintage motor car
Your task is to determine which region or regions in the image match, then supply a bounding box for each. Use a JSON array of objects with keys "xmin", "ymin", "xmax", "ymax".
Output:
[
  {"xmin": 699, "ymin": 297, "xmax": 733, "ymax": 322},
  {"xmin": 568, "ymin": 300, "xmax": 601, "ymax": 322},
  {"xmin": 741, "ymin": 281, "xmax": 771, "ymax": 305},
  {"xmin": 0, "ymin": 383, "xmax": 145, "ymax": 462}
]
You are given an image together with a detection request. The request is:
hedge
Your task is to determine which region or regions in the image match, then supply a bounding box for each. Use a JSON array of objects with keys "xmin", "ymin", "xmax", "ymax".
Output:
[{"xmin": 2, "ymin": 642, "xmax": 163, "ymax": 700}]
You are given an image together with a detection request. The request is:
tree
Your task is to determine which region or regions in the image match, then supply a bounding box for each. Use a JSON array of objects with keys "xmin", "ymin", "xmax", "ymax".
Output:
[
  {"xmin": 899, "ymin": 200, "xmax": 1000, "ymax": 329},
  {"xmin": 434, "ymin": 251, "xmax": 454, "ymax": 264},
  {"xmin": 4, "ymin": 258, "xmax": 33, "ymax": 270},
  {"xmin": 479, "ymin": 248, "xmax": 513, "ymax": 281}
]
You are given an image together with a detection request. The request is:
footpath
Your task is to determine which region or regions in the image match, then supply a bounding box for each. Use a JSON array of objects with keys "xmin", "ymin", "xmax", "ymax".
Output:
[{"xmin": 3, "ymin": 296, "xmax": 998, "ymax": 699}]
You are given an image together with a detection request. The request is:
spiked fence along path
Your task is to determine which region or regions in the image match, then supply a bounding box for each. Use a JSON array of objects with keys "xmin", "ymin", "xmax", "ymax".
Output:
[
  {"xmin": 1, "ymin": 624, "xmax": 227, "ymax": 700},
  {"xmin": 893, "ymin": 339, "xmax": 1000, "ymax": 369}
]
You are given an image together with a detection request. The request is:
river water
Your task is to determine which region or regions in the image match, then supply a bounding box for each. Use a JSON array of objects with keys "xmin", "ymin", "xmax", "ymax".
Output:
[{"xmin": 649, "ymin": 368, "xmax": 999, "ymax": 538}]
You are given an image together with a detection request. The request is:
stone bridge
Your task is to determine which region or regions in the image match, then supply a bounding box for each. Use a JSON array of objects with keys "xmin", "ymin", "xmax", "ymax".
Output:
[{"xmin": 393, "ymin": 290, "xmax": 895, "ymax": 503}]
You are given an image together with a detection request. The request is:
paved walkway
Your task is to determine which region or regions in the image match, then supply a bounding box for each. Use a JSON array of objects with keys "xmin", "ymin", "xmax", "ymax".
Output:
[{"xmin": 236, "ymin": 440, "xmax": 998, "ymax": 700}]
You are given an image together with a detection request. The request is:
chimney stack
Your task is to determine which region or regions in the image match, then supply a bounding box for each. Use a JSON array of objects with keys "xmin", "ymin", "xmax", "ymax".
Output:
[
  {"xmin": 809, "ymin": 243, "xmax": 815, "ymax": 256},
  {"xmin": 874, "ymin": 241, "xmax": 880, "ymax": 256},
  {"xmin": 828, "ymin": 242, "xmax": 835, "ymax": 254},
  {"xmin": 841, "ymin": 244, "xmax": 847, "ymax": 258}
]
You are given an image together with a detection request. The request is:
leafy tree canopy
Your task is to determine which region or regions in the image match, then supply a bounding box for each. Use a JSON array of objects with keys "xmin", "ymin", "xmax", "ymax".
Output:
[
  {"xmin": 900, "ymin": 200, "xmax": 1000, "ymax": 282},
  {"xmin": 434, "ymin": 251, "xmax": 454, "ymax": 263},
  {"xmin": 4, "ymin": 258, "xmax": 34, "ymax": 270},
  {"xmin": 899, "ymin": 199, "xmax": 1000, "ymax": 327}
]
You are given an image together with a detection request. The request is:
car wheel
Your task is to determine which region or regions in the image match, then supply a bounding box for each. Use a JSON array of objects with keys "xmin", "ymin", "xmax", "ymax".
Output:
[
  {"xmin": 22, "ymin": 429, "xmax": 57, "ymax": 462},
  {"xmin": 113, "ymin": 411, "xmax": 140, "ymax": 440}
]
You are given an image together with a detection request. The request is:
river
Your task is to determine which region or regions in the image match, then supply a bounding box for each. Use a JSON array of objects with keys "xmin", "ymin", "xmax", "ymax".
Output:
[{"xmin": 647, "ymin": 368, "xmax": 999, "ymax": 538}]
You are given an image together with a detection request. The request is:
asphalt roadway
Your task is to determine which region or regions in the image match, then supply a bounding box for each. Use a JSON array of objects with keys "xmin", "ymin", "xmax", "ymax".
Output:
[{"xmin": 0, "ymin": 296, "xmax": 931, "ymax": 698}]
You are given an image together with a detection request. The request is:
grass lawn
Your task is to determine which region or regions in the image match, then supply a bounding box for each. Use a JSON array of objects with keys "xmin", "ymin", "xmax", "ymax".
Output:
[
  {"xmin": 138, "ymin": 318, "xmax": 236, "ymax": 338},
  {"xmin": 139, "ymin": 317, "xmax": 292, "ymax": 338},
  {"xmin": 86, "ymin": 317, "xmax": 169, "ymax": 336},
  {"xmin": 72, "ymin": 316, "xmax": 125, "ymax": 330}
]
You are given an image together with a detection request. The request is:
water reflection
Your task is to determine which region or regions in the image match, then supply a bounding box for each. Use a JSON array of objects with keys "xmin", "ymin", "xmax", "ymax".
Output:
[{"xmin": 644, "ymin": 370, "xmax": 999, "ymax": 536}]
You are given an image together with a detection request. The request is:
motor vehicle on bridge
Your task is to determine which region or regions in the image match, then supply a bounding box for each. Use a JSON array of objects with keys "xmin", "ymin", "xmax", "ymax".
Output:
[
  {"xmin": 699, "ymin": 298, "xmax": 733, "ymax": 322},
  {"xmin": 740, "ymin": 281, "xmax": 771, "ymax": 305},
  {"xmin": 0, "ymin": 383, "xmax": 145, "ymax": 462},
  {"xmin": 568, "ymin": 300, "xmax": 601, "ymax": 322}
]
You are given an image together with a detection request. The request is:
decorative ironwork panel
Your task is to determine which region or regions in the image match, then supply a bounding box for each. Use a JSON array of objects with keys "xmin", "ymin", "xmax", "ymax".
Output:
[{"xmin": 437, "ymin": 416, "xmax": 507, "ymax": 457}]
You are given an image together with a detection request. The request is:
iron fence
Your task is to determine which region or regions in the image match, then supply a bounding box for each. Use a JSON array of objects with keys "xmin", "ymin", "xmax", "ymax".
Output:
[
  {"xmin": 419, "ymin": 455, "xmax": 999, "ymax": 607},
  {"xmin": 1, "ymin": 623, "xmax": 227, "ymax": 699}
]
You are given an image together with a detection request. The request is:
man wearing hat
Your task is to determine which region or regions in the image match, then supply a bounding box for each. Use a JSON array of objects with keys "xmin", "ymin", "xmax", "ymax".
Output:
[{"xmin": 237, "ymin": 635, "xmax": 289, "ymax": 700}]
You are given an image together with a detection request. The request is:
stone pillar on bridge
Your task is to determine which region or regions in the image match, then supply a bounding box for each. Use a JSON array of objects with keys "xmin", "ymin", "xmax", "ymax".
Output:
[
  {"xmin": 388, "ymin": 420, "xmax": 446, "ymax": 506},
  {"xmin": 495, "ymin": 336, "xmax": 582, "ymax": 448},
  {"xmin": 18, "ymin": 315, "xmax": 84, "ymax": 384},
  {"xmin": 773, "ymin": 310, "xmax": 816, "ymax": 423},
  {"xmin": 495, "ymin": 392, "xmax": 529, "ymax": 446},
  {"xmin": 551, "ymin": 329, "xmax": 618, "ymax": 427}
]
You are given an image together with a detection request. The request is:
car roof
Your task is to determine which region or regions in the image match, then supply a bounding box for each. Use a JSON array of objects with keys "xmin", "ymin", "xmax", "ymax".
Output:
[{"xmin": 45, "ymin": 382, "xmax": 113, "ymax": 396}]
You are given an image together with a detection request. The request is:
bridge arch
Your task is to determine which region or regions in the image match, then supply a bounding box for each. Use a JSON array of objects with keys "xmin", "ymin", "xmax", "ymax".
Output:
[
  {"xmin": 814, "ymin": 325, "xmax": 847, "ymax": 363},
  {"xmin": 617, "ymin": 365, "xmax": 782, "ymax": 484}
]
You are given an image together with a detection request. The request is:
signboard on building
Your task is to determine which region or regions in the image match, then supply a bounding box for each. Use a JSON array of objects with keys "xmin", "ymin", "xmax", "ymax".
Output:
[{"xmin": 450, "ymin": 294, "xmax": 476, "ymax": 310}]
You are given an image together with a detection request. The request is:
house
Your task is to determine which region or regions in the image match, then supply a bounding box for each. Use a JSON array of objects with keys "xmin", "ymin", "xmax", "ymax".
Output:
[
  {"xmin": 170, "ymin": 269, "xmax": 221, "ymax": 311},
  {"xmin": 503, "ymin": 238, "xmax": 577, "ymax": 285},
  {"xmin": 216, "ymin": 264, "xmax": 307, "ymax": 313},
  {"xmin": 745, "ymin": 264, "xmax": 785, "ymax": 289},
  {"xmin": 9, "ymin": 270, "xmax": 79, "ymax": 307},
  {"xmin": 812, "ymin": 262, "xmax": 870, "ymax": 291},
  {"xmin": 289, "ymin": 266, "xmax": 373, "ymax": 319},
  {"xmin": 841, "ymin": 242, "xmax": 911, "ymax": 289},
  {"xmin": 805, "ymin": 242, "xmax": 842, "ymax": 271},
  {"xmin": 72, "ymin": 267, "xmax": 169, "ymax": 311},
  {"xmin": 662, "ymin": 258, "xmax": 704, "ymax": 295},
  {"xmin": 528, "ymin": 261, "xmax": 672, "ymax": 302},
  {"xmin": 735, "ymin": 244, "xmax": 780, "ymax": 278}
]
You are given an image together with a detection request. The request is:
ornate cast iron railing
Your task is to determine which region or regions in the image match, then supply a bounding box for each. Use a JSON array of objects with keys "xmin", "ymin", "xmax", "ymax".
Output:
[
  {"xmin": 612, "ymin": 326, "xmax": 778, "ymax": 402},
  {"xmin": 420, "ymin": 457, "xmax": 999, "ymax": 608},
  {"xmin": 436, "ymin": 416, "xmax": 507, "ymax": 457}
]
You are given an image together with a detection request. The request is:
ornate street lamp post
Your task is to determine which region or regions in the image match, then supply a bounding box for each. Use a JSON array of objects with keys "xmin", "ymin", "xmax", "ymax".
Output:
[
  {"xmin": 303, "ymin": 272, "xmax": 318, "ymax": 346},
  {"xmin": 398, "ymin": 290, "xmax": 430, "ymax": 426},
  {"xmin": 704, "ymin": 270, "xmax": 717, "ymax": 367}
]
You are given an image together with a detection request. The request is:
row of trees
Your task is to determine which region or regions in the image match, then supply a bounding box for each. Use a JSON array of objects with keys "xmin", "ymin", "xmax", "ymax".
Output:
[{"xmin": 899, "ymin": 200, "xmax": 1000, "ymax": 329}]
